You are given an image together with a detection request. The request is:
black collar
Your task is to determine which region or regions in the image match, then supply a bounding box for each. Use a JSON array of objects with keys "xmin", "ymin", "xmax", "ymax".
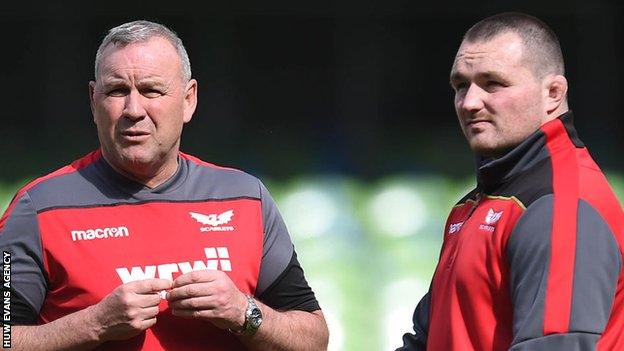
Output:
[{"xmin": 476, "ymin": 111, "xmax": 580, "ymax": 193}]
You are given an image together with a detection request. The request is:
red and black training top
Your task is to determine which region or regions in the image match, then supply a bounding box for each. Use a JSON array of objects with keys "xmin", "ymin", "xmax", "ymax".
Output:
[
  {"xmin": 399, "ymin": 112, "xmax": 624, "ymax": 351},
  {"xmin": 0, "ymin": 151, "xmax": 319, "ymax": 351}
]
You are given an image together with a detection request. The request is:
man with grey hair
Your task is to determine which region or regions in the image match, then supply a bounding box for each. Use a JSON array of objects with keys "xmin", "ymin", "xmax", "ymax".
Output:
[
  {"xmin": 398, "ymin": 12, "xmax": 624, "ymax": 351},
  {"xmin": 1, "ymin": 20, "xmax": 328, "ymax": 350}
]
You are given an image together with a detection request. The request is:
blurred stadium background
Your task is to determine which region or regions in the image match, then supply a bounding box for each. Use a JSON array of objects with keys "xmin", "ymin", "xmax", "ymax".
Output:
[{"xmin": 1, "ymin": 1, "xmax": 623, "ymax": 350}]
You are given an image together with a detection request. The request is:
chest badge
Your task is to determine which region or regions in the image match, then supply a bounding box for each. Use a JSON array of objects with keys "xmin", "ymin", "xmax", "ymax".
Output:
[
  {"xmin": 485, "ymin": 208, "xmax": 503, "ymax": 224},
  {"xmin": 479, "ymin": 208, "xmax": 503, "ymax": 232},
  {"xmin": 189, "ymin": 210, "xmax": 235, "ymax": 232}
]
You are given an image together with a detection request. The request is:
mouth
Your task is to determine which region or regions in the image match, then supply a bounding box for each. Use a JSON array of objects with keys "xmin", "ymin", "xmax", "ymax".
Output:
[
  {"xmin": 121, "ymin": 129, "xmax": 150, "ymax": 136},
  {"xmin": 120, "ymin": 130, "xmax": 151, "ymax": 141},
  {"xmin": 465, "ymin": 119, "xmax": 492, "ymax": 128}
]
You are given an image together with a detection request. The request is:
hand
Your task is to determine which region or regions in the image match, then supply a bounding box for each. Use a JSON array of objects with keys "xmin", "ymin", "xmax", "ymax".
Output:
[
  {"xmin": 166, "ymin": 270, "xmax": 248, "ymax": 330},
  {"xmin": 89, "ymin": 278, "xmax": 173, "ymax": 342}
]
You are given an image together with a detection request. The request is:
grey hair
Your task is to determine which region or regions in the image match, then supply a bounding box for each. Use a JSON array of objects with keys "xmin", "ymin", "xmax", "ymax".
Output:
[{"xmin": 94, "ymin": 20, "xmax": 191, "ymax": 81}]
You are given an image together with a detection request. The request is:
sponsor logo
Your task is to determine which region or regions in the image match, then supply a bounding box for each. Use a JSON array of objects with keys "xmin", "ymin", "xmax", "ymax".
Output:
[
  {"xmin": 479, "ymin": 209, "xmax": 503, "ymax": 232},
  {"xmin": 71, "ymin": 226, "xmax": 129, "ymax": 241},
  {"xmin": 448, "ymin": 222, "xmax": 464, "ymax": 234},
  {"xmin": 115, "ymin": 247, "xmax": 232, "ymax": 284},
  {"xmin": 189, "ymin": 210, "xmax": 235, "ymax": 232}
]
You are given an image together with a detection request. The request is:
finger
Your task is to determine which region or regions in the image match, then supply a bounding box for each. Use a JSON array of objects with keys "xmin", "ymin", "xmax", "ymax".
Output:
[
  {"xmin": 172, "ymin": 270, "xmax": 220, "ymax": 288},
  {"xmin": 166, "ymin": 282, "xmax": 213, "ymax": 302},
  {"xmin": 137, "ymin": 294, "xmax": 163, "ymax": 308},
  {"xmin": 141, "ymin": 306, "xmax": 161, "ymax": 319},
  {"xmin": 168, "ymin": 296, "xmax": 215, "ymax": 310},
  {"xmin": 171, "ymin": 308, "xmax": 216, "ymax": 319},
  {"xmin": 131, "ymin": 278, "xmax": 173, "ymax": 294},
  {"xmin": 140, "ymin": 316, "xmax": 158, "ymax": 330}
]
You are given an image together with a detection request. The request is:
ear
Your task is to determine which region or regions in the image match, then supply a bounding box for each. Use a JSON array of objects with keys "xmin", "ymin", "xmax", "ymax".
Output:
[
  {"xmin": 543, "ymin": 74, "xmax": 568, "ymax": 115},
  {"xmin": 182, "ymin": 79, "xmax": 198, "ymax": 124},
  {"xmin": 89, "ymin": 81, "xmax": 97, "ymax": 122}
]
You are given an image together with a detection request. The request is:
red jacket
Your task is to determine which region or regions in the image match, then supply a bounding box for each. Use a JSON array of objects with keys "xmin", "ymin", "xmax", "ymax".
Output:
[{"xmin": 399, "ymin": 112, "xmax": 624, "ymax": 350}]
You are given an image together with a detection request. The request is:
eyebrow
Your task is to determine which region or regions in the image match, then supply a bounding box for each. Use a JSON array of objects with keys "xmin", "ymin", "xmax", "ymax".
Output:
[
  {"xmin": 136, "ymin": 79, "xmax": 168, "ymax": 88},
  {"xmin": 100, "ymin": 77, "xmax": 167, "ymax": 87},
  {"xmin": 450, "ymin": 70, "xmax": 506, "ymax": 86}
]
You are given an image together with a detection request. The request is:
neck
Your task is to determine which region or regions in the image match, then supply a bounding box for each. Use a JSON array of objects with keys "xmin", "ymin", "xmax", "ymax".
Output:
[
  {"xmin": 101, "ymin": 151, "xmax": 179, "ymax": 189},
  {"xmin": 543, "ymin": 104, "xmax": 569, "ymax": 125}
]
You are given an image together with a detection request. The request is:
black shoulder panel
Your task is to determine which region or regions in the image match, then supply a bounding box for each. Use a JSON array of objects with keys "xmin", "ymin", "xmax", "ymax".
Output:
[{"xmin": 491, "ymin": 157, "xmax": 553, "ymax": 209}]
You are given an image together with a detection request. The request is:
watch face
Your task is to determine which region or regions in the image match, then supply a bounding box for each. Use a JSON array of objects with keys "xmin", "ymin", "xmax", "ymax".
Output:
[{"xmin": 249, "ymin": 308, "xmax": 262, "ymax": 328}]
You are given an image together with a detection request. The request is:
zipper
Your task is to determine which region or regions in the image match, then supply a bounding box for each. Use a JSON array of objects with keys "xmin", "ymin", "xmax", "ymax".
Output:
[
  {"xmin": 467, "ymin": 191, "xmax": 482, "ymax": 219},
  {"xmin": 445, "ymin": 189, "xmax": 483, "ymax": 269}
]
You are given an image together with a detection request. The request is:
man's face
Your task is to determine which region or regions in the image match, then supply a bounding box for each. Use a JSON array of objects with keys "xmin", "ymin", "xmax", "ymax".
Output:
[
  {"xmin": 450, "ymin": 32, "xmax": 547, "ymax": 157},
  {"xmin": 89, "ymin": 36, "xmax": 197, "ymax": 177}
]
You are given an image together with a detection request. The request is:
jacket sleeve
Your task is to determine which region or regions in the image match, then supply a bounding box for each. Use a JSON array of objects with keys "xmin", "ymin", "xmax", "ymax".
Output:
[
  {"xmin": 396, "ymin": 291, "xmax": 430, "ymax": 351},
  {"xmin": 507, "ymin": 195, "xmax": 621, "ymax": 351}
]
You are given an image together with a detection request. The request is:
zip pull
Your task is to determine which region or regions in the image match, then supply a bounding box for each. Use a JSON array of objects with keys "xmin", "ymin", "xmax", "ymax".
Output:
[{"xmin": 467, "ymin": 191, "xmax": 482, "ymax": 219}]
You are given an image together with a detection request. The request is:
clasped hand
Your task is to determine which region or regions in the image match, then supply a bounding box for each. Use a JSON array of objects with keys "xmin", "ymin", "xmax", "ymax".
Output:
[
  {"xmin": 167, "ymin": 269, "xmax": 248, "ymax": 330},
  {"xmin": 91, "ymin": 270, "xmax": 248, "ymax": 342}
]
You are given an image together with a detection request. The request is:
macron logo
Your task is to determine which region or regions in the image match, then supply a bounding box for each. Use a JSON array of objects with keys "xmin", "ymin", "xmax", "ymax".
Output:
[
  {"xmin": 448, "ymin": 222, "xmax": 464, "ymax": 234},
  {"xmin": 71, "ymin": 226, "xmax": 129, "ymax": 241},
  {"xmin": 189, "ymin": 210, "xmax": 235, "ymax": 232},
  {"xmin": 115, "ymin": 247, "xmax": 232, "ymax": 283}
]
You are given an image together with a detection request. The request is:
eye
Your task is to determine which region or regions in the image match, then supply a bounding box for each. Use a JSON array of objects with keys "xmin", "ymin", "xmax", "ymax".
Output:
[
  {"xmin": 484, "ymin": 80, "xmax": 505, "ymax": 92},
  {"xmin": 141, "ymin": 89, "xmax": 164, "ymax": 98},
  {"xmin": 106, "ymin": 88, "xmax": 129, "ymax": 97},
  {"xmin": 452, "ymin": 82, "xmax": 468, "ymax": 92}
]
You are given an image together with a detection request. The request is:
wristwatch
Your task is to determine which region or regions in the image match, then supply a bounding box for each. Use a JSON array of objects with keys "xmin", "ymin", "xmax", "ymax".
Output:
[{"xmin": 229, "ymin": 295, "xmax": 263, "ymax": 336}]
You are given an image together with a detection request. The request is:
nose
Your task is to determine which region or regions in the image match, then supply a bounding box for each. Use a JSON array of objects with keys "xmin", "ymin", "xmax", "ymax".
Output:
[
  {"xmin": 457, "ymin": 83, "xmax": 485, "ymax": 113},
  {"xmin": 122, "ymin": 89, "xmax": 147, "ymax": 120}
]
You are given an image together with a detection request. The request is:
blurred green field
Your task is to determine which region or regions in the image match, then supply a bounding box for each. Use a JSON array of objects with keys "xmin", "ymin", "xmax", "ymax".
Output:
[{"xmin": 1, "ymin": 173, "xmax": 623, "ymax": 350}]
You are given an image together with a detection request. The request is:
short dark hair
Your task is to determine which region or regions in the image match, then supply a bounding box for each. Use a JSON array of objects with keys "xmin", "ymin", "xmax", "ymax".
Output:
[{"xmin": 463, "ymin": 12, "xmax": 564, "ymax": 77}]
